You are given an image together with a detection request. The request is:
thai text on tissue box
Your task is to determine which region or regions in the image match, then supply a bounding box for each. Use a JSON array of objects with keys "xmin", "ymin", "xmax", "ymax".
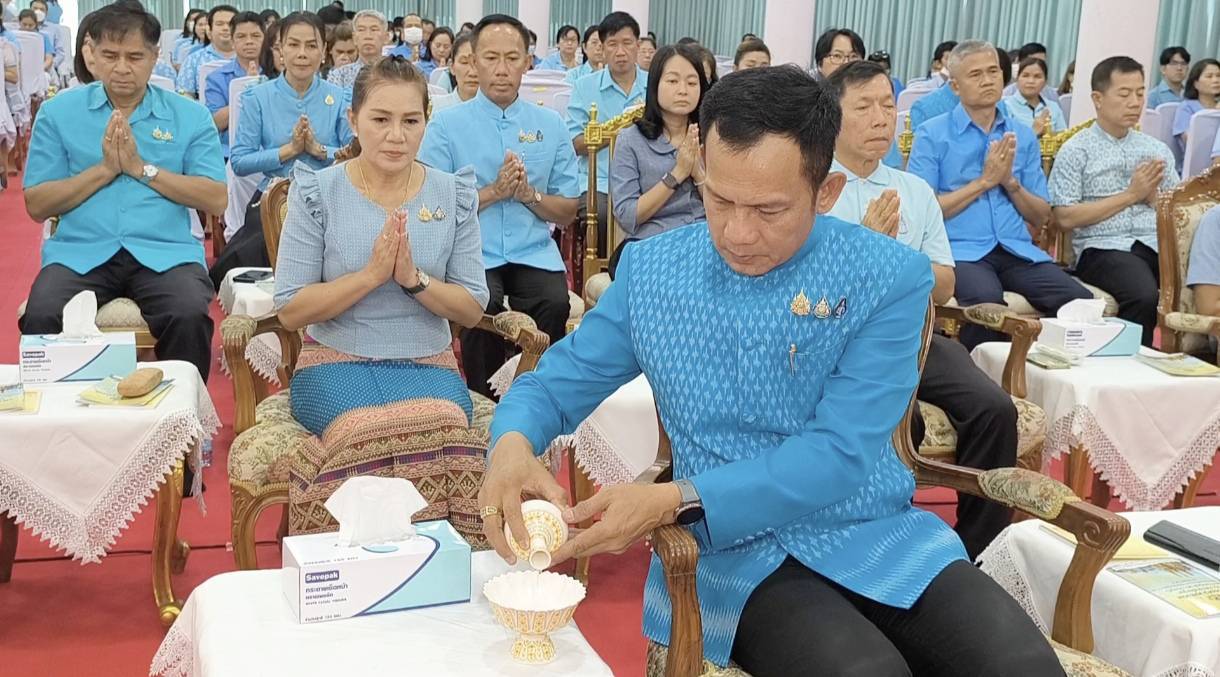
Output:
[
  {"xmin": 19, "ymin": 291, "xmax": 137, "ymax": 384},
  {"xmin": 1039, "ymin": 299, "xmax": 1142, "ymax": 357},
  {"xmin": 281, "ymin": 477, "xmax": 471, "ymax": 623}
]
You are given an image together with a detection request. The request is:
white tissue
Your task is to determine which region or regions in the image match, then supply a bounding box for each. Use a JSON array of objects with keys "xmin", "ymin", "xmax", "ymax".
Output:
[
  {"xmin": 59, "ymin": 290, "xmax": 103, "ymax": 339},
  {"xmin": 324, "ymin": 476, "xmax": 429, "ymax": 547},
  {"xmin": 1055, "ymin": 298, "xmax": 1106, "ymax": 325}
]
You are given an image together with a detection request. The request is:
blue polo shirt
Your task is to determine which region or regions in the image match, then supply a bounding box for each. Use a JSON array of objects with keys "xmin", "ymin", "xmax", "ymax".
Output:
[
  {"xmin": 230, "ymin": 74, "xmax": 352, "ymax": 190},
  {"xmin": 909, "ymin": 84, "xmax": 961, "ymax": 129},
  {"xmin": 420, "ymin": 89, "xmax": 583, "ymax": 272},
  {"xmin": 204, "ymin": 58, "xmax": 262, "ymax": 158},
  {"xmin": 908, "ymin": 103, "xmax": 1050, "ymax": 263},
  {"xmin": 23, "ymin": 82, "xmax": 226, "ymax": 274},
  {"xmin": 1147, "ymin": 80, "xmax": 1184, "ymax": 109},
  {"xmin": 566, "ymin": 66, "xmax": 647, "ymax": 193}
]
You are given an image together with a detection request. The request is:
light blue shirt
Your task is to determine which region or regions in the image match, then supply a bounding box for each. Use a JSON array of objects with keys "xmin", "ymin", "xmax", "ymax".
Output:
[
  {"xmin": 1212, "ymin": 126, "xmax": 1220, "ymax": 159},
  {"xmin": 909, "ymin": 84, "xmax": 960, "ymax": 129},
  {"xmin": 827, "ymin": 158, "xmax": 955, "ymax": 267},
  {"xmin": 231, "ymin": 74, "xmax": 353, "ymax": 190},
  {"xmin": 1049, "ymin": 122, "xmax": 1178, "ymax": 259},
  {"xmin": 1187, "ymin": 205, "xmax": 1220, "ymax": 288},
  {"xmin": 46, "ymin": 1, "xmax": 61, "ymax": 24},
  {"xmin": 325, "ymin": 60, "xmax": 365, "ymax": 90},
  {"xmin": 537, "ymin": 51, "xmax": 578, "ymax": 72},
  {"xmin": 37, "ymin": 23, "xmax": 64, "ymax": 68},
  {"xmin": 1002, "ymin": 93, "xmax": 1066, "ymax": 134},
  {"xmin": 490, "ymin": 218, "xmax": 965, "ymax": 666},
  {"xmin": 908, "ymin": 104, "xmax": 1050, "ymax": 263},
  {"xmin": 566, "ymin": 66, "xmax": 647, "ymax": 193},
  {"xmin": 1148, "ymin": 80, "xmax": 1185, "ymax": 109},
  {"xmin": 23, "ymin": 82, "xmax": 226, "ymax": 274},
  {"xmin": 172, "ymin": 39, "xmax": 202, "ymax": 68},
  {"xmin": 420, "ymin": 89, "xmax": 583, "ymax": 272},
  {"xmin": 1172, "ymin": 99, "xmax": 1210, "ymax": 163},
  {"xmin": 204, "ymin": 59, "xmax": 262, "ymax": 158},
  {"xmin": 176, "ymin": 43, "xmax": 230, "ymax": 96},
  {"xmin": 1002, "ymin": 82, "xmax": 1060, "ymax": 104},
  {"xmin": 562, "ymin": 60, "xmax": 597, "ymax": 84},
  {"xmin": 274, "ymin": 163, "xmax": 490, "ymax": 359},
  {"xmin": 153, "ymin": 61, "xmax": 177, "ymax": 80}
]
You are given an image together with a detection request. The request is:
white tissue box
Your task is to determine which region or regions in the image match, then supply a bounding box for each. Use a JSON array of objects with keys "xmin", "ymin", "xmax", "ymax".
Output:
[
  {"xmin": 19, "ymin": 332, "xmax": 137, "ymax": 385},
  {"xmin": 1039, "ymin": 318, "xmax": 1142, "ymax": 357},
  {"xmin": 282, "ymin": 519, "xmax": 472, "ymax": 624}
]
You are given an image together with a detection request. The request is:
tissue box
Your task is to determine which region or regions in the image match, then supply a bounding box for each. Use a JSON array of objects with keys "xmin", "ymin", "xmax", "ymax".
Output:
[
  {"xmin": 282, "ymin": 519, "xmax": 471, "ymax": 624},
  {"xmin": 1040, "ymin": 318, "xmax": 1142, "ymax": 357},
  {"xmin": 19, "ymin": 332, "xmax": 137, "ymax": 385}
]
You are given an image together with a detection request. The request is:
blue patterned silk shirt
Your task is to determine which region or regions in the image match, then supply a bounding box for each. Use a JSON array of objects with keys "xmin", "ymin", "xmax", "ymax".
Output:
[{"xmin": 490, "ymin": 217, "xmax": 968, "ymax": 666}]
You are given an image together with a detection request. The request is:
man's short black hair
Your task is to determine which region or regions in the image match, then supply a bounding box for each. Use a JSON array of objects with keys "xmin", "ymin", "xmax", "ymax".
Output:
[
  {"xmin": 597, "ymin": 11, "xmax": 639, "ymax": 43},
  {"xmin": 741, "ymin": 32, "xmax": 757, "ymax": 42},
  {"xmin": 814, "ymin": 28, "xmax": 864, "ymax": 66},
  {"xmin": 996, "ymin": 45, "xmax": 1013, "ymax": 87},
  {"xmin": 1160, "ymin": 46, "xmax": 1191, "ymax": 67},
  {"xmin": 207, "ymin": 4, "xmax": 237, "ymax": 29},
  {"xmin": 1091, "ymin": 56, "xmax": 1144, "ymax": 92},
  {"xmin": 676, "ymin": 36, "xmax": 699, "ymax": 46},
  {"xmin": 316, "ymin": 5, "xmax": 344, "ymax": 26},
  {"xmin": 472, "ymin": 13, "xmax": 529, "ymax": 52},
  {"xmin": 932, "ymin": 40, "xmax": 957, "ymax": 63},
  {"xmin": 422, "ymin": 19, "xmax": 435, "ymax": 28},
  {"xmin": 231, "ymin": 11, "xmax": 263, "ymax": 32},
  {"xmin": 700, "ymin": 65, "xmax": 840, "ymax": 188},
  {"xmin": 30, "ymin": 0, "xmax": 48, "ymax": 11},
  {"xmin": 733, "ymin": 38, "xmax": 769, "ymax": 66},
  {"xmin": 824, "ymin": 59, "xmax": 890, "ymax": 101},
  {"xmin": 1018, "ymin": 42, "xmax": 1047, "ymax": 60},
  {"xmin": 89, "ymin": 1, "xmax": 161, "ymax": 51},
  {"xmin": 528, "ymin": 29, "xmax": 536, "ymax": 42}
]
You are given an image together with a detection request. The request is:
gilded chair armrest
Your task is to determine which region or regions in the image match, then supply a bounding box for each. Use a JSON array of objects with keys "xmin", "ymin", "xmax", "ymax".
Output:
[
  {"xmin": 913, "ymin": 459, "xmax": 1128, "ymax": 653},
  {"xmin": 935, "ymin": 303, "xmax": 1041, "ymax": 398},
  {"xmin": 478, "ymin": 311, "xmax": 551, "ymax": 377},
  {"xmin": 651, "ymin": 524, "xmax": 704, "ymax": 677},
  {"xmin": 1163, "ymin": 311, "xmax": 1220, "ymax": 337},
  {"xmin": 221, "ymin": 314, "xmax": 302, "ymax": 435}
]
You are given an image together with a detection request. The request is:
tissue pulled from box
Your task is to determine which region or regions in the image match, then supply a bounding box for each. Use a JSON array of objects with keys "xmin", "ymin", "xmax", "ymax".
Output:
[
  {"xmin": 324, "ymin": 476, "xmax": 428, "ymax": 547},
  {"xmin": 1055, "ymin": 298, "xmax": 1107, "ymax": 325},
  {"xmin": 59, "ymin": 291, "xmax": 104, "ymax": 339}
]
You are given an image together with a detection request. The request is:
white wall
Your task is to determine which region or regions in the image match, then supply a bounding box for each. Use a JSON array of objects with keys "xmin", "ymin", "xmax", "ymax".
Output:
[
  {"xmin": 612, "ymin": 0, "xmax": 649, "ymax": 36},
  {"xmin": 454, "ymin": 0, "xmax": 483, "ymax": 31},
  {"xmin": 519, "ymin": 0, "xmax": 551, "ymax": 55},
  {"xmin": 763, "ymin": 0, "xmax": 816, "ymax": 69},
  {"xmin": 1070, "ymin": 0, "xmax": 1161, "ymax": 126}
]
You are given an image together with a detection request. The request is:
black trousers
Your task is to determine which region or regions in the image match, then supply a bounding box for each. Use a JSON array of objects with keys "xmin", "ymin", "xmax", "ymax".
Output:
[
  {"xmin": 208, "ymin": 190, "xmax": 269, "ymax": 290},
  {"xmin": 955, "ymin": 246, "xmax": 1092, "ymax": 350},
  {"xmin": 732, "ymin": 558, "xmax": 1064, "ymax": 677},
  {"xmin": 461, "ymin": 263, "xmax": 568, "ymax": 398},
  {"xmin": 1073, "ymin": 241, "xmax": 1160, "ymax": 346},
  {"xmin": 911, "ymin": 334, "xmax": 1017, "ymax": 559},
  {"xmin": 20, "ymin": 249, "xmax": 215, "ymax": 382}
]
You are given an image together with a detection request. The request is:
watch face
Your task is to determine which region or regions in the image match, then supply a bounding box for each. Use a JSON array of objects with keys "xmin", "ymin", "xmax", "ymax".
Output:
[{"xmin": 675, "ymin": 504, "xmax": 704, "ymax": 526}]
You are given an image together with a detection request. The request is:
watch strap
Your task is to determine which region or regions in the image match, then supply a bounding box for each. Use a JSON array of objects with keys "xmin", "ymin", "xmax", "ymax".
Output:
[{"xmin": 661, "ymin": 172, "xmax": 679, "ymax": 190}]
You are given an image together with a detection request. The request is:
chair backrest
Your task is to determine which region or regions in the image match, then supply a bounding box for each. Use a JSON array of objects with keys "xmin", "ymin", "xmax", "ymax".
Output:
[
  {"xmin": 1181, "ymin": 109, "xmax": 1220, "ymax": 179},
  {"xmin": 160, "ymin": 29, "xmax": 181, "ymax": 64},
  {"xmin": 428, "ymin": 65, "xmax": 449, "ymax": 86},
  {"xmin": 1140, "ymin": 108, "xmax": 1161, "ymax": 145},
  {"xmin": 1058, "ymin": 92, "xmax": 1073, "ymax": 121},
  {"xmin": 426, "ymin": 83, "xmax": 446, "ymax": 96},
  {"xmin": 896, "ymin": 86, "xmax": 932, "ymax": 112},
  {"xmin": 13, "ymin": 31, "xmax": 46, "ymax": 98},
  {"xmin": 1156, "ymin": 163, "xmax": 1220, "ymax": 353},
  {"xmin": 527, "ymin": 68, "xmax": 566, "ymax": 81},
  {"xmin": 520, "ymin": 76, "xmax": 571, "ymax": 116},
  {"xmin": 715, "ymin": 56, "xmax": 733, "ymax": 79},
  {"xmin": 552, "ymin": 89, "xmax": 571, "ymax": 120},
  {"xmin": 260, "ymin": 177, "xmax": 293, "ymax": 269},
  {"xmin": 227, "ymin": 74, "xmax": 260, "ymax": 147},
  {"xmin": 55, "ymin": 23, "xmax": 70, "ymax": 64},
  {"xmin": 1155, "ymin": 101, "xmax": 1182, "ymax": 166},
  {"xmin": 577, "ymin": 102, "xmax": 645, "ymax": 293},
  {"xmin": 196, "ymin": 58, "xmax": 225, "ymax": 99},
  {"xmin": 148, "ymin": 74, "xmax": 175, "ymax": 91}
]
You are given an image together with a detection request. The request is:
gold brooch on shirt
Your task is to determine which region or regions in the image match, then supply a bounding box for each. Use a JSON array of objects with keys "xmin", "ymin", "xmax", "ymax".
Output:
[
  {"xmin": 418, "ymin": 206, "xmax": 434, "ymax": 222},
  {"xmin": 151, "ymin": 127, "xmax": 173, "ymax": 142},
  {"xmin": 433, "ymin": 206, "xmax": 447, "ymax": 220},
  {"xmin": 324, "ymin": 94, "xmax": 335, "ymax": 105},
  {"xmin": 813, "ymin": 296, "xmax": 832, "ymax": 319},
  {"xmin": 790, "ymin": 290, "xmax": 811, "ymax": 316},
  {"xmin": 518, "ymin": 129, "xmax": 543, "ymax": 143}
]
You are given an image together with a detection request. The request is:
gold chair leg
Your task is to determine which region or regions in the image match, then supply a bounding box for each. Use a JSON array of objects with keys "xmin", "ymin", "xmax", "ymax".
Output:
[
  {"xmin": 1065, "ymin": 443, "xmax": 1091, "ymax": 499},
  {"xmin": 0, "ymin": 511, "xmax": 18, "ymax": 583},
  {"xmin": 153, "ymin": 458, "xmax": 186, "ymax": 627},
  {"xmin": 230, "ymin": 482, "xmax": 289, "ymax": 570},
  {"xmin": 570, "ymin": 448, "xmax": 596, "ymax": 586}
]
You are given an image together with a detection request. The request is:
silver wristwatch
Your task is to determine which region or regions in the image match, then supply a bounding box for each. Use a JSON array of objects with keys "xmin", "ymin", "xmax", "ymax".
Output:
[
  {"xmin": 673, "ymin": 479, "xmax": 705, "ymax": 526},
  {"xmin": 140, "ymin": 164, "xmax": 159, "ymax": 185}
]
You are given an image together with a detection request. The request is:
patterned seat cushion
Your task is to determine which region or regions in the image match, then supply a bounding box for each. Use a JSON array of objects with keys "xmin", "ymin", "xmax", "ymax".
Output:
[
  {"xmin": 949, "ymin": 280, "xmax": 1117, "ymax": 319},
  {"xmin": 918, "ymin": 397, "xmax": 1046, "ymax": 470},
  {"xmin": 585, "ymin": 272, "xmax": 612, "ymax": 306},
  {"xmin": 255, "ymin": 390, "xmax": 294, "ymax": 424},
  {"xmin": 17, "ymin": 297, "xmax": 149, "ymax": 329},
  {"xmin": 645, "ymin": 639, "xmax": 1129, "ymax": 676}
]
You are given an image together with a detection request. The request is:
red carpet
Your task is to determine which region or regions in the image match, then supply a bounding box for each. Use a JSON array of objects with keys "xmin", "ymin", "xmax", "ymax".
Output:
[{"xmin": 0, "ymin": 172, "xmax": 1216, "ymax": 677}]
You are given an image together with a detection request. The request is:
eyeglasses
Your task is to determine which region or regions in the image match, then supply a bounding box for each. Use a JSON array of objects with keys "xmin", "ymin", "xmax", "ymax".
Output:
[
  {"xmin": 868, "ymin": 51, "xmax": 890, "ymax": 61},
  {"xmin": 1168, "ymin": 60, "xmax": 1189, "ymax": 67},
  {"xmin": 825, "ymin": 52, "xmax": 860, "ymax": 65}
]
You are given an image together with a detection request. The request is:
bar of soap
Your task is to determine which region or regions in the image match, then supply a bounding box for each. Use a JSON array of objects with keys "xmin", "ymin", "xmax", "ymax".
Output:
[{"xmin": 117, "ymin": 368, "xmax": 163, "ymax": 398}]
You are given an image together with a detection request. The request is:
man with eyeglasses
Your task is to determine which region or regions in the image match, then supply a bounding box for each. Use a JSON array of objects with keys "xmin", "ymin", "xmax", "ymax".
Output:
[
  {"xmin": 813, "ymin": 28, "xmax": 863, "ymax": 80},
  {"xmin": 1148, "ymin": 46, "xmax": 1191, "ymax": 108}
]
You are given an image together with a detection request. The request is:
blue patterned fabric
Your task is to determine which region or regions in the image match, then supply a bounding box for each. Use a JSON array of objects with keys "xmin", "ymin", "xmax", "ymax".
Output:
[
  {"xmin": 290, "ymin": 359, "xmax": 473, "ymax": 436},
  {"xmin": 490, "ymin": 216, "xmax": 967, "ymax": 666}
]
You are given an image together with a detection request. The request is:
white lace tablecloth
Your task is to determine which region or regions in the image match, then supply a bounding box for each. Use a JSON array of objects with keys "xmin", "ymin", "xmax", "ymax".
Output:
[
  {"xmin": 980, "ymin": 507, "xmax": 1220, "ymax": 677},
  {"xmin": 0, "ymin": 361, "xmax": 219, "ymax": 563},
  {"xmin": 972, "ymin": 343, "xmax": 1220, "ymax": 510},
  {"xmin": 490, "ymin": 355, "xmax": 658, "ymax": 486},
  {"xmin": 217, "ymin": 267, "xmax": 282, "ymax": 385},
  {"xmin": 150, "ymin": 551, "xmax": 613, "ymax": 677}
]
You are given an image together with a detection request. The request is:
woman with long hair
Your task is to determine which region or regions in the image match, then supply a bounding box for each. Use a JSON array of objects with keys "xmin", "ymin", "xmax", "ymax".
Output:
[
  {"xmin": 417, "ymin": 26, "xmax": 453, "ymax": 77},
  {"xmin": 1173, "ymin": 58, "xmax": 1220, "ymax": 163},
  {"xmin": 173, "ymin": 8, "xmax": 208, "ymax": 69}
]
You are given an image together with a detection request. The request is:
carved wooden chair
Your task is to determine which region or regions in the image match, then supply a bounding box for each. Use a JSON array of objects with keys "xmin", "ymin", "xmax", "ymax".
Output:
[
  {"xmin": 564, "ymin": 103, "xmax": 645, "ymax": 306},
  {"xmin": 644, "ymin": 302, "xmax": 1133, "ymax": 677},
  {"xmin": 1156, "ymin": 163, "xmax": 1220, "ymax": 361},
  {"xmin": 221, "ymin": 176, "xmax": 552, "ymax": 569}
]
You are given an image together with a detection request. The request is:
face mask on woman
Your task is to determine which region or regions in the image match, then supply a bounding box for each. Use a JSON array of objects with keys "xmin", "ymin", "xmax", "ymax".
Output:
[
  {"xmin": 403, "ymin": 26, "xmax": 423, "ymax": 45},
  {"xmin": 34, "ymin": 9, "xmax": 45, "ymax": 22}
]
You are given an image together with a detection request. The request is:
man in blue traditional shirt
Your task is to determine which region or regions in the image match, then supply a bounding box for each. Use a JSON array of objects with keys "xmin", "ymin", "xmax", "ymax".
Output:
[
  {"xmin": 203, "ymin": 10, "xmax": 264, "ymax": 159},
  {"xmin": 480, "ymin": 66, "xmax": 1061, "ymax": 675},
  {"xmin": 566, "ymin": 11, "xmax": 647, "ymax": 255},
  {"xmin": 1148, "ymin": 47, "xmax": 1190, "ymax": 108},
  {"xmin": 21, "ymin": 3, "xmax": 226, "ymax": 383},
  {"xmin": 420, "ymin": 14, "xmax": 581, "ymax": 399},
  {"xmin": 176, "ymin": 4, "xmax": 236, "ymax": 97},
  {"xmin": 910, "ymin": 41, "xmax": 1090, "ymax": 349}
]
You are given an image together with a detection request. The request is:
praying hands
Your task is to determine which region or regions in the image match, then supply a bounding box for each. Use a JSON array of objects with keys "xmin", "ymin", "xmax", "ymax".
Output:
[{"xmin": 100, "ymin": 110, "xmax": 146, "ymax": 181}]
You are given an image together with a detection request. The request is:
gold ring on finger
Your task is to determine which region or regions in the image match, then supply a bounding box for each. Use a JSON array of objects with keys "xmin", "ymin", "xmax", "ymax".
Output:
[{"xmin": 480, "ymin": 505, "xmax": 501, "ymax": 519}]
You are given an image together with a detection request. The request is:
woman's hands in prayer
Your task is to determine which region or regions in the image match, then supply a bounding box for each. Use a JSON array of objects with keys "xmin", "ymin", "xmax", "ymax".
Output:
[
  {"xmin": 363, "ymin": 209, "xmax": 402, "ymax": 286},
  {"xmin": 550, "ymin": 483, "xmax": 682, "ymax": 566},
  {"xmin": 672, "ymin": 123, "xmax": 701, "ymax": 182},
  {"xmin": 480, "ymin": 433, "xmax": 571, "ymax": 565},
  {"xmin": 861, "ymin": 188, "xmax": 901, "ymax": 238},
  {"xmin": 391, "ymin": 210, "xmax": 421, "ymax": 289}
]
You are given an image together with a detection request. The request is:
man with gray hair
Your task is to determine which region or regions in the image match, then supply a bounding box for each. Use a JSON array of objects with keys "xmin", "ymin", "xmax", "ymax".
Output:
[
  {"xmin": 909, "ymin": 40, "xmax": 1090, "ymax": 348},
  {"xmin": 327, "ymin": 9, "xmax": 389, "ymax": 90}
]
